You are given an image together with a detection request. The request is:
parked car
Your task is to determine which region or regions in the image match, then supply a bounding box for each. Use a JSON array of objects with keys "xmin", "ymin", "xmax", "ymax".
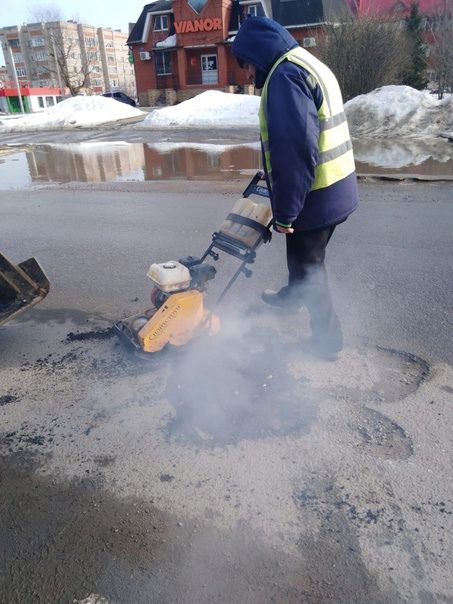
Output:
[{"xmin": 102, "ymin": 91, "xmax": 137, "ymax": 107}]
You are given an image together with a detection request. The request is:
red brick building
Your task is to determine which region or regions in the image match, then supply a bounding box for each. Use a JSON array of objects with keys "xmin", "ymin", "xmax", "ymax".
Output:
[{"xmin": 127, "ymin": 0, "xmax": 352, "ymax": 106}]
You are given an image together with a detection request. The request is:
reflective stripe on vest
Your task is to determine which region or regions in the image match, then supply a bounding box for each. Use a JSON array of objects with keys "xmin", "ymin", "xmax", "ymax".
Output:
[{"xmin": 259, "ymin": 47, "xmax": 355, "ymax": 191}]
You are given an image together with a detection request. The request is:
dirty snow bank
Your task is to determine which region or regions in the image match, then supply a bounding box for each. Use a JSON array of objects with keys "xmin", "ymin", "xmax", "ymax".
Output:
[
  {"xmin": 140, "ymin": 90, "xmax": 260, "ymax": 128},
  {"xmin": 0, "ymin": 96, "xmax": 144, "ymax": 133},
  {"xmin": 345, "ymin": 85, "xmax": 453, "ymax": 139},
  {"xmin": 140, "ymin": 86, "xmax": 453, "ymax": 138},
  {"xmin": 1, "ymin": 86, "xmax": 453, "ymax": 140}
]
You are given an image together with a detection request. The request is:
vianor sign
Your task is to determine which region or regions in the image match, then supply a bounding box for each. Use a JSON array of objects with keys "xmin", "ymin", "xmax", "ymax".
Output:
[{"xmin": 174, "ymin": 17, "xmax": 222, "ymax": 33}]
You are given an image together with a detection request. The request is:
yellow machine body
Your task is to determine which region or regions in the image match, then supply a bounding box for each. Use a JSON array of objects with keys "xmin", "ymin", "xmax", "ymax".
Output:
[{"xmin": 137, "ymin": 289, "xmax": 218, "ymax": 353}]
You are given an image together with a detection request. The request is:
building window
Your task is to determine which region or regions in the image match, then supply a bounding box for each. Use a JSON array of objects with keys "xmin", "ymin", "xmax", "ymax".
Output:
[
  {"xmin": 38, "ymin": 97, "xmax": 44, "ymax": 108},
  {"xmin": 8, "ymin": 38, "xmax": 20, "ymax": 48},
  {"xmin": 154, "ymin": 15, "xmax": 168, "ymax": 32},
  {"xmin": 32, "ymin": 51, "xmax": 49, "ymax": 61},
  {"xmin": 45, "ymin": 96, "xmax": 55, "ymax": 107},
  {"xmin": 16, "ymin": 68, "xmax": 27, "ymax": 77},
  {"xmin": 30, "ymin": 37, "xmax": 45, "ymax": 47},
  {"xmin": 155, "ymin": 50, "xmax": 172, "ymax": 75},
  {"xmin": 234, "ymin": 4, "xmax": 263, "ymax": 29}
]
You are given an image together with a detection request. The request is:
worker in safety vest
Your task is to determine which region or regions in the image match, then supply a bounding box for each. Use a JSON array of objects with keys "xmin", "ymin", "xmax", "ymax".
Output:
[{"xmin": 232, "ymin": 16, "xmax": 359, "ymax": 360}]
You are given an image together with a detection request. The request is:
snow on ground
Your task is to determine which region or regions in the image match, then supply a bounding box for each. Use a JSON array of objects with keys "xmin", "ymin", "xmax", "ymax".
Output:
[
  {"xmin": 137, "ymin": 86, "xmax": 453, "ymax": 138},
  {"xmin": 345, "ymin": 85, "xmax": 453, "ymax": 139},
  {"xmin": 0, "ymin": 96, "xmax": 144, "ymax": 133},
  {"xmin": 141, "ymin": 90, "xmax": 260, "ymax": 128},
  {"xmin": 1, "ymin": 86, "xmax": 452, "ymax": 140}
]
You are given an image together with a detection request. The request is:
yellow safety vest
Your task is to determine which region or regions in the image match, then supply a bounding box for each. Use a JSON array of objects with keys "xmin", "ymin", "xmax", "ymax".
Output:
[{"xmin": 259, "ymin": 47, "xmax": 355, "ymax": 191}]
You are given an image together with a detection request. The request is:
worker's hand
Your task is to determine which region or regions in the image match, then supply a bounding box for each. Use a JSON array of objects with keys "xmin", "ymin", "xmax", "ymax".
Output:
[{"xmin": 275, "ymin": 225, "xmax": 294, "ymax": 234}]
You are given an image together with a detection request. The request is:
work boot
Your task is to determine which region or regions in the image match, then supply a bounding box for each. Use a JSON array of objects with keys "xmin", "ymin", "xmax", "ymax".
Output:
[{"xmin": 261, "ymin": 286, "xmax": 301, "ymax": 311}]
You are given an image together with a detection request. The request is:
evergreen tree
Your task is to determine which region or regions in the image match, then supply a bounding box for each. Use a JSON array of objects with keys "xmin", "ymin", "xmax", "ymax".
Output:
[{"xmin": 403, "ymin": 1, "xmax": 428, "ymax": 89}]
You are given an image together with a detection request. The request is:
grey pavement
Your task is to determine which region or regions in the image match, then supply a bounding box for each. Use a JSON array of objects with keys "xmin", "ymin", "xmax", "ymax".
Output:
[{"xmin": 0, "ymin": 174, "xmax": 452, "ymax": 603}]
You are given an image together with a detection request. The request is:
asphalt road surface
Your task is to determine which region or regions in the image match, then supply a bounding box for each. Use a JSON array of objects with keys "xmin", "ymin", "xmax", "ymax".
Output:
[{"xmin": 1, "ymin": 173, "xmax": 452, "ymax": 603}]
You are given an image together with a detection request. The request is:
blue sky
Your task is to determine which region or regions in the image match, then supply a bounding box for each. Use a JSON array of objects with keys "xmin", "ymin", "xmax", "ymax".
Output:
[{"xmin": 1, "ymin": 0, "xmax": 148, "ymax": 65}]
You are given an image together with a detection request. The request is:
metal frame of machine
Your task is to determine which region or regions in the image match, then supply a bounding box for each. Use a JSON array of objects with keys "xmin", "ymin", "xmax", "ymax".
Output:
[{"xmin": 0, "ymin": 253, "xmax": 50, "ymax": 327}]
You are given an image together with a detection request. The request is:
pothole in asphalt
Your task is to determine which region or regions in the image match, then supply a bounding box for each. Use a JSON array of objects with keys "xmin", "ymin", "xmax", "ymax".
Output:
[
  {"xmin": 288, "ymin": 345, "xmax": 429, "ymax": 405},
  {"xmin": 355, "ymin": 407, "xmax": 414, "ymax": 460},
  {"xmin": 1, "ymin": 323, "xmax": 430, "ymax": 451},
  {"xmin": 164, "ymin": 338, "xmax": 319, "ymax": 447},
  {"xmin": 164, "ymin": 337, "xmax": 429, "ymax": 448}
]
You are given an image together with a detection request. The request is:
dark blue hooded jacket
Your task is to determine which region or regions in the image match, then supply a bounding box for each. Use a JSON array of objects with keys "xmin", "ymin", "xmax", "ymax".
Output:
[{"xmin": 232, "ymin": 17, "xmax": 358, "ymax": 231}]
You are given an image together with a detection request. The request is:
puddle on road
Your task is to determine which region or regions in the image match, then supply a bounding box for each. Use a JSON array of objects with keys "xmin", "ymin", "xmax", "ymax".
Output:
[
  {"xmin": 0, "ymin": 139, "xmax": 452, "ymax": 188},
  {"xmin": 353, "ymin": 138, "xmax": 453, "ymax": 179},
  {"xmin": 0, "ymin": 142, "xmax": 261, "ymax": 188}
]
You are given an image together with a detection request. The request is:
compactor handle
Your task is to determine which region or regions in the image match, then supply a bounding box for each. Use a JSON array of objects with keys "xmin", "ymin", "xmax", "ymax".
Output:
[{"xmin": 242, "ymin": 170, "xmax": 269, "ymax": 199}]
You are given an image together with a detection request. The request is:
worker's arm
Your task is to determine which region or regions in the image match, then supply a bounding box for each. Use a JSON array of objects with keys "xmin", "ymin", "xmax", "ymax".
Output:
[{"xmin": 266, "ymin": 63, "xmax": 320, "ymax": 229}]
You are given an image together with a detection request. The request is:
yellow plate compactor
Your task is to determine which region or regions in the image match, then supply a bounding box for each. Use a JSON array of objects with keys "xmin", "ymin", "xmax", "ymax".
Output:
[{"xmin": 114, "ymin": 171, "xmax": 272, "ymax": 357}]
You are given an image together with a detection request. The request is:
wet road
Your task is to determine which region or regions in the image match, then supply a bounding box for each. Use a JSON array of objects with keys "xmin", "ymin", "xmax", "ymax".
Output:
[
  {"xmin": 1, "ymin": 176, "xmax": 452, "ymax": 603},
  {"xmin": 0, "ymin": 124, "xmax": 261, "ymax": 145}
]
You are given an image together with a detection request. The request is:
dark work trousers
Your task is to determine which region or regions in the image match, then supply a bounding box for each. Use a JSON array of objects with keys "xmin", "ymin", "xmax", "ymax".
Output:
[{"xmin": 286, "ymin": 226, "xmax": 342, "ymax": 346}]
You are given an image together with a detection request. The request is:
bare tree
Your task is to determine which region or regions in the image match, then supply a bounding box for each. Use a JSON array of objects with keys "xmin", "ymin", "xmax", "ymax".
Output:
[
  {"xmin": 318, "ymin": 14, "xmax": 412, "ymax": 101},
  {"xmin": 29, "ymin": 5, "xmax": 95, "ymax": 96},
  {"xmin": 427, "ymin": 6, "xmax": 453, "ymax": 99}
]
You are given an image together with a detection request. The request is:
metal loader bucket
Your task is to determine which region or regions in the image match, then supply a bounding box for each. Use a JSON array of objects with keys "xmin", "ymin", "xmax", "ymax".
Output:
[{"xmin": 0, "ymin": 252, "xmax": 50, "ymax": 327}]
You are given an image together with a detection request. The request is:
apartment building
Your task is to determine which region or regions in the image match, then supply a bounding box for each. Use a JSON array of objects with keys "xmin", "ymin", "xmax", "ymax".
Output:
[
  {"xmin": 98, "ymin": 27, "xmax": 136, "ymax": 95},
  {"xmin": 0, "ymin": 65, "xmax": 8, "ymax": 87},
  {"xmin": 0, "ymin": 20, "xmax": 136, "ymax": 99}
]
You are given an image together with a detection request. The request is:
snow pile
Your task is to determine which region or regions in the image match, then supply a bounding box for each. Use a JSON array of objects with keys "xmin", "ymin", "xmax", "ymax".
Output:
[
  {"xmin": 345, "ymin": 85, "xmax": 453, "ymax": 139},
  {"xmin": 1, "ymin": 85, "xmax": 452, "ymax": 140},
  {"xmin": 156, "ymin": 34, "xmax": 176, "ymax": 48},
  {"xmin": 140, "ymin": 90, "xmax": 260, "ymax": 128},
  {"xmin": 0, "ymin": 95, "xmax": 144, "ymax": 133}
]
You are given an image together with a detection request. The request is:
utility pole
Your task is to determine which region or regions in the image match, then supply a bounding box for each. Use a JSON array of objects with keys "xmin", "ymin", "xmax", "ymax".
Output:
[{"xmin": 5, "ymin": 41, "xmax": 25, "ymax": 113}]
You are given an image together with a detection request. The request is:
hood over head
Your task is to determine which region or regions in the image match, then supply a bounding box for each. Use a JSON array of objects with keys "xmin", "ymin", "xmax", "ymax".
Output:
[{"xmin": 232, "ymin": 16, "xmax": 299, "ymax": 89}]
